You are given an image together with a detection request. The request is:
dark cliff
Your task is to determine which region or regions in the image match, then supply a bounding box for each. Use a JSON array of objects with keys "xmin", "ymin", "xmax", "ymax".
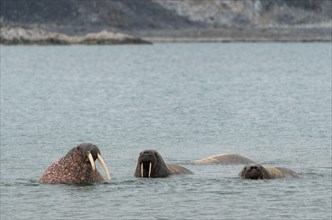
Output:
[
  {"xmin": 1, "ymin": 0, "xmax": 331, "ymax": 42},
  {"xmin": 0, "ymin": 0, "xmax": 197, "ymax": 35}
]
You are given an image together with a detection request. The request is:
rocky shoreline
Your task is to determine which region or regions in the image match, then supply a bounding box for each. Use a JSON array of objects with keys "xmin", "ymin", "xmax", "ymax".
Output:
[
  {"xmin": 1, "ymin": 25, "xmax": 330, "ymax": 45},
  {"xmin": 0, "ymin": 26, "xmax": 151, "ymax": 45}
]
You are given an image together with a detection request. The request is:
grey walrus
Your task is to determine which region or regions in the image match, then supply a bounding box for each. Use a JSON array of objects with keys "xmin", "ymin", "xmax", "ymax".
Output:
[
  {"xmin": 38, "ymin": 143, "xmax": 111, "ymax": 184},
  {"xmin": 195, "ymin": 153, "xmax": 256, "ymax": 164},
  {"xmin": 134, "ymin": 149, "xmax": 193, "ymax": 178},
  {"xmin": 239, "ymin": 163, "xmax": 300, "ymax": 179}
]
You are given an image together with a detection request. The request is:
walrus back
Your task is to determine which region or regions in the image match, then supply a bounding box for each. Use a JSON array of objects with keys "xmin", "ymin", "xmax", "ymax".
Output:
[
  {"xmin": 38, "ymin": 160, "xmax": 63, "ymax": 183},
  {"xmin": 265, "ymin": 167, "xmax": 299, "ymax": 179},
  {"xmin": 265, "ymin": 167, "xmax": 284, "ymax": 178},
  {"xmin": 166, "ymin": 164, "xmax": 193, "ymax": 175},
  {"xmin": 275, "ymin": 167, "xmax": 300, "ymax": 178},
  {"xmin": 195, "ymin": 153, "xmax": 256, "ymax": 164}
]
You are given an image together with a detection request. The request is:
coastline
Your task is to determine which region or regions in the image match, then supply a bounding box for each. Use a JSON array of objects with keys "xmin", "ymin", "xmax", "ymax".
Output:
[
  {"xmin": 1, "ymin": 26, "xmax": 331, "ymax": 45},
  {"xmin": 0, "ymin": 27, "xmax": 151, "ymax": 45},
  {"xmin": 143, "ymin": 36, "xmax": 331, "ymax": 43},
  {"xmin": 137, "ymin": 26, "xmax": 332, "ymax": 43}
]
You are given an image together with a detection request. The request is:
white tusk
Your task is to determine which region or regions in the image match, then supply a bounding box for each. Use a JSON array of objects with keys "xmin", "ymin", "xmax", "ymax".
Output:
[
  {"xmin": 88, "ymin": 153, "xmax": 96, "ymax": 171},
  {"xmin": 148, "ymin": 162, "xmax": 152, "ymax": 178},
  {"xmin": 141, "ymin": 163, "xmax": 144, "ymax": 178},
  {"xmin": 97, "ymin": 153, "xmax": 111, "ymax": 180}
]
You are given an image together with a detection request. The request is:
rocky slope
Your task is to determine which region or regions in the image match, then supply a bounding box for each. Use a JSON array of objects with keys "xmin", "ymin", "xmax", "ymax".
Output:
[
  {"xmin": 153, "ymin": 0, "xmax": 331, "ymax": 27},
  {"xmin": 1, "ymin": 0, "xmax": 331, "ymax": 43}
]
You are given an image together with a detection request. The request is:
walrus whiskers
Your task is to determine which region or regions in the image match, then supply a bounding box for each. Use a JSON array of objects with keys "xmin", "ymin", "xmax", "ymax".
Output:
[
  {"xmin": 97, "ymin": 153, "xmax": 111, "ymax": 180},
  {"xmin": 141, "ymin": 163, "xmax": 144, "ymax": 177},
  {"xmin": 88, "ymin": 152, "xmax": 96, "ymax": 170},
  {"xmin": 148, "ymin": 162, "xmax": 152, "ymax": 178}
]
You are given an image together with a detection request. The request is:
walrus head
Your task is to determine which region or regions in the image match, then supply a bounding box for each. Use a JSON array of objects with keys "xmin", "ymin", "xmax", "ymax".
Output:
[
  {"xmin": 74, "ymin": 143, "xmax": 111, "ymax": 180},
  {"xmin": 38, "ymin": 143, "xmax": 111, "ymax": 184},
  {"xmin": 240, "ymin": 164, "xmax": 271, "ymax": 180},
  {"xmin": 134, "ymin": 150, "xmax": 171, "ymax": 178}
]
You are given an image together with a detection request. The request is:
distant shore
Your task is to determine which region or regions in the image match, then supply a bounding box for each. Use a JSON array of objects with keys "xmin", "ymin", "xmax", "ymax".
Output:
[
  {"xmin": 1, "ymin": 25, "xmax": 331, "ymax": 45},
  {"xmin": 144, "ymin": 36, "xmax": 331, "ymax": 43},
  {"xmin": 0, "ymin": 26, "xmax": 151, "ymax": 45},
  {"xmin": 136, "ymin": 26, "xmax": 332, "ymax": 43}
]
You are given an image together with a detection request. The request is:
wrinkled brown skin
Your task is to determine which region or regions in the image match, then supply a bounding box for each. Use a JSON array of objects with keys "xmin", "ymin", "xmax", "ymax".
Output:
[
  {"xmin": 195, "ymin": 153, "xmax": 256, "ymax": 165},
  {"xmin": 38, "ymin": 143, "xmax": 105, "ymax": 184},
  {"xmin": 239, "ymin": 164, "xmax": 300, "ymax": 180},
  {"xmin": 134, "ymin": 149, "xmax": 193, "ymax": 178}
]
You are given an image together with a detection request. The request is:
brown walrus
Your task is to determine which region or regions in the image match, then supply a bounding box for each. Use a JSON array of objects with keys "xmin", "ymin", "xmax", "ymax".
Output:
[
  {"xmin": 38, "ymin": 143, "xmax": 111, "ymax": 184},
  {"xmin": 195, "ymin": 153, "xmax": 256, "ymax": 165},
  {"xmin": 239, "ymin": 163, "xmax": 300, "ymax": 179},
  {"xmin": 134, "ymin": 149, "xmax": 193, "ymax": 178}
]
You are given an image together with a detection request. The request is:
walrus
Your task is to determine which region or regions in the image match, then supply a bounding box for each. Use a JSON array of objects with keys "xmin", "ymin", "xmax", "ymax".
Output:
[
  {"xmin": 134, "ymin": 149, "xmax": 193, "ymax": 178},
  {"xmin": 38, "ymin": 143, "xmax": 111, "ymax": 184},
  {"xmin": 239, "ymin": 163, "xmax": 300, "ymax": 179},
  {"xmin": 195, "ymin": 153, "xmax": 256, "ymax": 165}
]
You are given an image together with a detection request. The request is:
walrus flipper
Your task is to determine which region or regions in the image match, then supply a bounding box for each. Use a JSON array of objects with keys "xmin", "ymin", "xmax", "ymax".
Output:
[{"xmin": 166, "ymin": 164, "xmax": 194, "ymax": 175}]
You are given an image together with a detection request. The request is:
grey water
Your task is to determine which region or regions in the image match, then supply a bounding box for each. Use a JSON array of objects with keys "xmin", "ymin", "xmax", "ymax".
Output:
[{"xmin": 0, "ymin": 43, "xmax": 331, "ymax": 220}]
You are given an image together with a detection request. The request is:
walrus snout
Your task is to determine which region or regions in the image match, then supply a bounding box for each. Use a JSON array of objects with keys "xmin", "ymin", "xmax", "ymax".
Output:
[
  {"xmin": 137, "ymin": 150, "xmax": 160, "ymax": 178},
  {"xmin": 139, "ymin": 161, "xmax": 153, "ymax": 178},
  {"xmin": 138, "ymin": 154, "xmax": 155, "ymax": 178},
  {"xmin": 77, "ymin": 143, "xmax": 100, "ymax": 159},
  {"xmin": 77, "ymin": 143, "xmax": 111, "ymax": 180},
  {"xmin": 240, "ymin": 164, "xmax": 265, "ymax": 180}
]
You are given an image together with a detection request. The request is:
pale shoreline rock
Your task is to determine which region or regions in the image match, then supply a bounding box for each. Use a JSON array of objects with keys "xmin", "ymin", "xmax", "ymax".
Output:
[
  {"xmin": 1, "ymin": 25, "xmax": 330, "ymax": 45},
  {"xmin": 0, "ymin": 26, "xmax": 151, "ymax": 45}
]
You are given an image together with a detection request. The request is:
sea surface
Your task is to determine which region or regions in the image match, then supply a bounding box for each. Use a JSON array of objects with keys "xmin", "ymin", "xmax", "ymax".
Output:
[{"xmin": 1, "ymin": 43, "xmax": 331, "ymax": 220}]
